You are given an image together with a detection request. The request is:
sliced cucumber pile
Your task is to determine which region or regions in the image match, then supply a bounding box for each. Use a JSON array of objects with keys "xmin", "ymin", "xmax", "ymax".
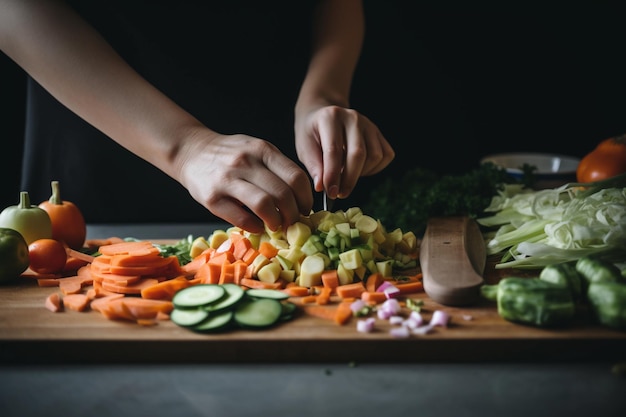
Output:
[{"xmin": 171, "ymin": 283, "xmax": 297, "ymax": 333}]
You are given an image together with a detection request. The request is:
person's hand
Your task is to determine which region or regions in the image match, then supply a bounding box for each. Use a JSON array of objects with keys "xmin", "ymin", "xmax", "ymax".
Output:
[
  {"xmin": 295, "ymin": 104, "xmax": 395, "ymax": 200},
  {"xmin": 176, "ymin": 130, "xmax": 314, "ymax": 234}
]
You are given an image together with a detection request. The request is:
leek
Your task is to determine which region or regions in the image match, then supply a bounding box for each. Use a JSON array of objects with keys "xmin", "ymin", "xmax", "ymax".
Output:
[{"xmin": 477, "ymin": 173, "xmax": 626, "ymax": 269}]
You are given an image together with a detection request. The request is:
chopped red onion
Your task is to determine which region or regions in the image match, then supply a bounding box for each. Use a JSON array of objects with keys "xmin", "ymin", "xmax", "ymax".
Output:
[
  {"xmin": 383, "ymin": 285, "xmax": 401, "ymax": 299},
  {"xmin": 376, "ymin": 281, "xmax": 394, "ymax": 292},
  {"xmin": 411, "ymin": 324, "xmax": 434, "ymax": 335},
  {"xmin": 350, "ymin": 299, "xmax": 366, "ymax": 313},
  {"xmin": 389, "ymin": 326, "xmax": 411, "ymax": 338},
  {"xmin": 430, "ymin": 310, "xmax": 450, "ymax": 327},
  {"xmin": 381, "ymin": 298, "xmax": 401, "ymax": 315},
  {"xmin": 356, "ymin": 317, "xmax": 376, "ymax": 333},
  {"xmin": 389, "ymin": 315, "xmax": 404, "ymax": 325}
]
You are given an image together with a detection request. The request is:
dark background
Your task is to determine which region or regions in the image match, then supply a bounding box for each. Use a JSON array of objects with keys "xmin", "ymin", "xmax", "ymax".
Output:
[{"xmin": 2, "ymin": 1, "xmax": 625, "ymax": 221}]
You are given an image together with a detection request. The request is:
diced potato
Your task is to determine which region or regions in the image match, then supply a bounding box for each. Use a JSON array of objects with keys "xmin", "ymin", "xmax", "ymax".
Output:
[
  {"xmin": 286, "ymin": 221, "xmax": 312, "ymax": 247},
  {"xmin": 298, "ymin": 254, "xmax": 325, "ymax": 287},
  {"xmin": 257, "ymin": 260, "xmax": 282, "ymax": 283},
  {"xmin": 338, "ymin": 248, "xmax": 363, "ymax": 270}
]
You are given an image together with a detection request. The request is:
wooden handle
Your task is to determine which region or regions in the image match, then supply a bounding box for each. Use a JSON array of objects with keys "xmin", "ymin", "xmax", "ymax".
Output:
[{"xmin": 420, "ymin": 216, "xmax": 486, "ymax": 306}]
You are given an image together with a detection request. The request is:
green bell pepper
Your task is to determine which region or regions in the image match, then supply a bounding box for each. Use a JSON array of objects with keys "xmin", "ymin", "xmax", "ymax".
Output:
[
  {"xmin": 481, "ymin": 277, "xmax": 575, "ymax": 327},
  {"xmin": 587, "ymin": 282, "xmax": 626, "ymax": 330},
  {"xmin": 0, "ymin": 227, "xmax": 30, "ymax": 284}
]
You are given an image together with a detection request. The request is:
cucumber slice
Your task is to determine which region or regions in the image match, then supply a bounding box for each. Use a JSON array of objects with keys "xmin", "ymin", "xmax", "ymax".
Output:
[
  {"xmin": 192, "ymin": 310, "xmax": 234, "ymax": 333},
  {"xmin": 234, "ymin": 298, "xmax": 283, "ymax": 328},
  {"xmin": 245, "ymin": 288, "xmax": 290, "ymax": 301},
  {"xmin": 173, "ymin": 284, "xmax": 225, "ymax": 309},
  {"xmin": 280, "ymin": 301, "xmax": 297, "ymax": 321},
  {"xmin": 205, "ymin": 283, "xmax": 245, "ymax": 312},
  {"xmin": 170, "ymin": 308, "xmax": 209, "ymax": 327}
]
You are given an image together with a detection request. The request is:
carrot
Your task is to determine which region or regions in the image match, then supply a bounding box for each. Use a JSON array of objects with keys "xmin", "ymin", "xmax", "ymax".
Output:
[
  {"xmin": 231, "ymin": 260, "xmax": 249, "ymax": 284},
  {"xmin": 98, "ymin": 240, "xmax": 161, "ymax": 257},
  {"xmin": 302, "ymin": 304, "xmax": 336, "ymax": 321},
  {"xmin": 90, "ymin": 293, "xmax": 125, "ymax": 312},
  {"xmin": 62, "ymin": 256, "xmax": 90, "ymax": 273},
  {"xmin": 109, "ymin": 253, "xmax": 173, "ymax": 268},
  {"xmin": 335, "ymin": 282, "xmax": 366, "ymax": 299},
  {"xmin": 241, "ymin": 247, "xmax": 260, "ymax": 266},
  {"xmin": 101, "ymin": 277, "xmax": 160, "ymax": 295},
  {"xmin": 395, "ymin": 280, "xmax": 424, "ymax": 294},
  {"xmin": 258, "ymin": 241, "xmax": 279, "ymax": 259},
  {"xmin": 321, "ymin": 270, "xmax": 339, "ymax": 290},
  {"xmin": 300, "ymin": 295, "xmax": 318, "ymax": 304},
  {"xmin": 84, "ymin": 236, "xmax": 125, "ymax": 251},
  {"xmin": 232, "ymin": 236, "xmax": 253, "ymax": 261},
  {"xmin": 209, "ymin": 251, "xmax": 236, "ymax": 265},
  {"xmin": 58, "ymin": 276, "xmax": 85, "ymax": 295},
  {"xmin": 91, "ymin": 270, "xmax": 143, "ymax": 286},
  {"xmin": 96, "ymin": 297, "xmax": 135, "ymax": 321},
  {"xmin": 365, "ymin": 272, "xmax": 385, "ymax": 293},
  {"xmin": 120, "ymin": 298, "xmax": 174, "ymax": 320},
  {"xmin": 219, "ymin": 262, "xmax": 236, "ymax": 284},
  {"xmin": 181, "ymin": 250, "xmax": 212, "ymax": 275},
  {"xmin": 195, "ymin": 261, "xmax": 223, "ymax": 284},
  {"xmin": 334, "ymin": 300, "xmax": 354, "ymax": 325},
  {"xmin": 281, "ymin": 285, "xmax": 311, "ymax": 297},
  {"xmin": 240, "ymin": 278, "xmax": 282, "ymax": 290},
  {"xmin": 361, "ymin": 291, "xmax": 388, "ymax": 305},
  {"xmin": 316, "ymin": 286, "xmax": 333, "ymax": 305},
  {"xmin": 61, "ymin": 293, "xmax": 91, "ymax": 312},
  {"xmin": 140, "ymin": 276, "xmax": 190, "ymax": 300},
  {"xmin": 65, "ymin": 247, "xmax": 96, "ymax": 264},
  {"xmin": 45, "ymin": 292, "xmax": 63, "ymax": 312}
]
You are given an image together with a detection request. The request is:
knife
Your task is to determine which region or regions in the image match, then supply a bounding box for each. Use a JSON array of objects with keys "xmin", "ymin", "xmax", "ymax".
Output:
[{"xmin": 322, "ymin": 191, "xmax": 334, "ymax": 212}]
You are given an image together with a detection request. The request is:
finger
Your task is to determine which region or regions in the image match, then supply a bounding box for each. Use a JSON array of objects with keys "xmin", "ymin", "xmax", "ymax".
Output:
[
  {"xmin": 338, "ymin": 116, "xmax": 367, "ymax": 197},
  {"xmin": 317, "ymin": 114, "xmax": 346, "ymax": 199}
]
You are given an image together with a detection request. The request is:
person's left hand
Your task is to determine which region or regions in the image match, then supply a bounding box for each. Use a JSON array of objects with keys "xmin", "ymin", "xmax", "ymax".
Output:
[{"xmin": 295, "ymin": 104, "xmax": 395, "ymax": 200}]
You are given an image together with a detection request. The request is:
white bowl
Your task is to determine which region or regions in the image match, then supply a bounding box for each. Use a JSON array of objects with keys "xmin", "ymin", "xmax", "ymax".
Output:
[{"xmin": 480, "ymin": 153, "xmax": 580, "ymax": 188}]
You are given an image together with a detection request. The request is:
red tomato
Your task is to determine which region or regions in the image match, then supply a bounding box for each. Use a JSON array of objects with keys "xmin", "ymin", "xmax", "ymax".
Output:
[
  {"xmin": 28, "ymin": 238, "xmax": 67, "ymax": 275},
  {"xmin": 576, "ymin": 134, "xmax": 626, "ymax": 183}
]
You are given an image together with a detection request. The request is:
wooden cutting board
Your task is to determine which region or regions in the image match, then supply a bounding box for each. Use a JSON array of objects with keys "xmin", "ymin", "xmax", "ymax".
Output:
[{"xmin": 1, "ymin": 228, "xmax": 625, "ymax": 364}]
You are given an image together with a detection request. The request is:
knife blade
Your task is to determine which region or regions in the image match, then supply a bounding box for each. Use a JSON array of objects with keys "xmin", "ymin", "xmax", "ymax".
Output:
[{"xmin": 322, "ymin": 191, "xmax": 334, "ymax": 212}]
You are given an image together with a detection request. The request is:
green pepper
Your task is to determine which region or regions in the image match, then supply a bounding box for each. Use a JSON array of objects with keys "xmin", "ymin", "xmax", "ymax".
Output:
[
  {"xmin": 0, "ymin": 191, "xmax": 52, "ymax": 245},
  {"xmin": 587, "ymin": 282, "xmax": 626, "ymax": 330},
  {"xmin": 576, "ymin": 256, "xmax": 623, "ymax": 286},
  {"xmin": 481, "ymin": 277, "xmax": 575, "ymax": 327},
  {"xmin": 0, "ymin": 227, "xmax": 30, "ymax": 284},
  {"xmin": 539, "ymin": 262, "xmax": 583, "ymax": 300}
]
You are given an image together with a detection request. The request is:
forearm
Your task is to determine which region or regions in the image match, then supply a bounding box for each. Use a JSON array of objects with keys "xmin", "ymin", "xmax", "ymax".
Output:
[
  {"xmin": 0, "ymin": 0, "xmax": 206, "ymax": 181},
  {"xmin": 296, "ymin": 0, "xmax": 364, "ymax": 111}
]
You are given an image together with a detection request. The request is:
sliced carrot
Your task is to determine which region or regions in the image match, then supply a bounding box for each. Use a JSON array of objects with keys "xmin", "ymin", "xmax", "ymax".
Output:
[
  {"xmin": 101, "ymin": 277, "xmax": 160, "ymax": 295},
  {"xmin": 98, "ymin": 240, "xmax": 161, "ymax": 257},
  {"xmin": 395, "ymin": 280, "xmax": 424, "ymax": 294},
  {"xmin": 181, "ymin": 251, "xmax": 211, "ymax": 275},
  {"xmin": 335, "ymin": 282, "xmax": 366, "ymax": 299},
  {"xmin": 65, "ymin": 248, "xmax": 96, "ymax": 264},
  {"xmin": 302, "ymin": 304, "xmax": 336, "ymax": 321},
  {"xmin": 90, "ymin": 293, "xmax": 125, "ymax": 312},
  {"xmin": 136, "ymin": 318, "xmax": 158, "ymax": 326},
  {"xmin": 232, "ymin": 236, "xmax": 253, "ymax": 261},
  {"xmin": 219, "ymin": 262, "xmax": 236, "ymax": 284},
  {"xmin": 334, "ymin": 300, "xmax": 354, "ymax": 325},
  {"xmin": 365, "ymin": 272, "xmax": 385, "ymax": 293},
  {"xmin": 241, "ymin": 247, "xmax": 260, "ymax": 266},
  {"xmin": 62, "ymin": 256, "xmax": 90, "ymax": 273},
  {"xmin": 140, "ymin": 276, "xmax": 190, "ymax": 300},
  {"xmin": 361, "ymin": 291, "xmax": 388, "ymax": 305},
  {"xmin": 321, "ymin": 270, "xmax": 339, "ymax": 290},
  {"xmin": 61, "ymin": 293, "xmax": 91, "ymax": 312},
  {"xmin": 58, "ymin": 276, "xmax": 85, "ymax": 295},
  {"xmin": 195, "ymin": 261, "xmax": 222, "ymax": 284},
  {"xmin": 208, "ymin": 251, "xmax": 236, "ymax": 265},
  {"xmin": 84, "ymin": 236, "xmax": 125, "ymax": 251},
  {"xmin": 316, "ymin": 286, "xmax": 333, "ymax": 305},
  {"xmin": 240, "ymin": 278, "xmax": 282, "ymax": 290},
  {"xmin": 91, "ymin": 270, "xmax": 143, "ymax": 286},
  {"xmin": 45, "ymin": 292, "xmax": 63, "ymax": 312},
  {"xmin": 110, "ymin": 253, "xmax": 173, "ymax": 268},
  {"xmin": 37, "ymin": 278, "xmax": 61, "ymax": 287},
  {"xmin": 300, "ymin": 295, "xmax": 318, "ymax": 304},
  {"xmin": 258, "ymin": 241, "xmax": 279, "ymax": 259},
  {"xmin": 96, "ymin": 297, "xmax": 135, "ymax": 320},
  {"xmin": 231, "ymin": 260, "xmax": 249, "ymax": 285},
  {"xmin": 120, "ymin": 298, "xmax": 174, "ymax": 320},
  {"xmin": 281, "ymin": 285, "xmax": 311, "ymax": 297}
]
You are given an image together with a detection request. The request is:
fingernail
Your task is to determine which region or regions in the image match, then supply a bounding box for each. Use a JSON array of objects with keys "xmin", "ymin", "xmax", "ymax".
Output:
[{"xmin": 328, "ymin": 185, "xmax": 339, "ymax": 199}]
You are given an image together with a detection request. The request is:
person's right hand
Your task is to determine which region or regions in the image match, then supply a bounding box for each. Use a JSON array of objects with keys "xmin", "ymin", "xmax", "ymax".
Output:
[{"xmin": 175, "ymin": 130, "xmax": 314, "ymax": 234}]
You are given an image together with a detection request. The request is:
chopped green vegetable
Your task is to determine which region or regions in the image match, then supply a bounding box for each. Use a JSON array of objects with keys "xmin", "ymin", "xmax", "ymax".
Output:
[
  {"xmin": 477, "ymin": 172, "xmax": 626, "ymax": 269},
  {"xmin": 364, "ymin": 163, "xmax": 524, "ymax": 235}
]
